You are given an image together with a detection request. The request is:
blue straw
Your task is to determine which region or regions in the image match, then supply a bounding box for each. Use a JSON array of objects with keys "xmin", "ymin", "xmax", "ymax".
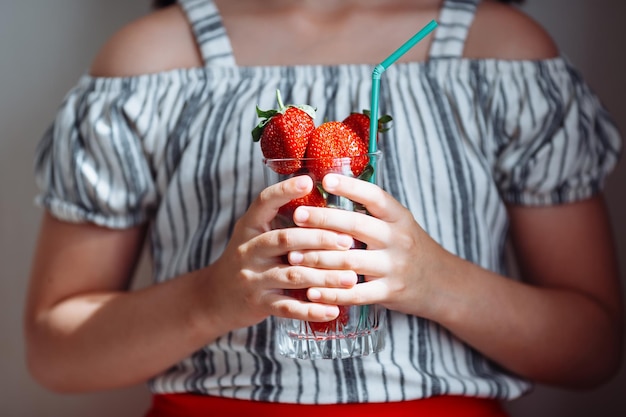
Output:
[{"xmin": 369, "ymin": 20, "xmax": 438, "ymax": 153}]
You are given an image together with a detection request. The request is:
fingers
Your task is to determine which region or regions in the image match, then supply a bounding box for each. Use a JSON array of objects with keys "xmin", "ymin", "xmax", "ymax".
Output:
[
  {"xmin": 292, "ymin": 204, "xmax": 390, "ymax": 248},
  {"xmin": 252, "ymin": 265, "xmax": 357, "ymax": 323},
  {"xmin": 322, "ymin": 174, "xmax": 406, "ymax": 222},
  {"xmin": 288, "ymin": 248, "xmax": 387, "ymax": 278},
  {"xmin": 248, "ymin": 227, "xmax": 355, "ymax": 258},
  {"xmin": 306, "ymin": 280, "xmax": 390, "ymax": 307},
  {"xmin": 235, "ymin": 173, "xmax": 409, "ymax": 323},
  {"xmin": 285, "ymin": 249, "xmax": 390, "ymax": 308},
  {"xmin": 281, "ymin": 248, "xmax": 389, "ymax": 309},
  {"xmin": 249, "ymin": 175, "xmax": 314, "ymax": 226},
  {"xmin": 270, "ymin": 264, "xmax": 358, "ymax": 290},
  {"xmin": 263, "ymin": 291, "xmax": 340, "ymax": 321},
  {"xmin": 288, "ymin": 174, "xmax": 407, "ymax": 245}
]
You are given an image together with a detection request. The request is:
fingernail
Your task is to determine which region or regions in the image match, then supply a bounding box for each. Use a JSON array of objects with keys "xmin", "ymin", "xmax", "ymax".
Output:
[
  {"xmin": 295, "ymin": 175, "xmax": 309, "ymax": 190},
  {"xmin": 325, "ymin": 306, "xmax": 338, "ymax": 318},
  {"xmin": 293, "ymin": 207, "xmax": 310, "ymax": 222},
  {"xmin": 337, "ymin": 234, "xmax": 353, "ymax": 248},
  {"xmin": 340, "ymin": 272, "xmax": 356, "ymax": 286},
  {"xmin": 308, "ymin": 289, "xmax": 321, "ymax": 300},
  {"xmin": 324, "ymin": 174, "xmax": 339, "ymax": 189},
  {"xmin": 289, "ymin": 251, "xmax": 304, "ymax": 264}
]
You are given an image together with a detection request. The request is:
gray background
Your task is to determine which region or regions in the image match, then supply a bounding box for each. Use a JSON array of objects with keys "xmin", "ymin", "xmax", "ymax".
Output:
[{"xmin": 1, "ymin": 0, "xmax": 624, "ymax": 416}]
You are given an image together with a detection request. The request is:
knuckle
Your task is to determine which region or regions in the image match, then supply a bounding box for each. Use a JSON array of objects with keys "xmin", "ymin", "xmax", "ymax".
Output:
[
  {"xmin": 238, "ymin": 267, "xmax": 254, "ymax": 284},
  {"xmin": 276, "ymin": 230, "xmax": 293, "ymax": 247},
  {"xmin": 326, "ymin": 291, "xmax": 340, "ymax": 304},
  {"xmin": 276, "ymin": 302, "xmax": 297, "ymax": 317},
  {"xmin": 242, "ymin": 290, "xmax": 260, "ymax": 308},
  {"xmin": 318, "ymin": 232, "xmax": 335, "ymax": 248},
  {"xmin": 306, "ymin": 252, "xmax": 321, "ymax": 266},
  {"xmin": 316, "ymin": 210, "xmax": 330, "ymax": 226},
  {"xmin": 346, "ymin": 218, "xmax": 361, "ymax": 235},
  {"xmin": 234, "ymin": 244, "xmax": 248, "ymax": 263},
  {"xmin": 340, "ymin": 255, "xmax": 358, "ymax": 270},
  {"xmin": 395, "ymin": 232, "xmax": 417, "ymax": 252},
  {"xmin": 257, "ymin": 187, "xmax": 273, "ymax": 206},
  {"xmin": 285, "ymin": 267, "xmax": 304, "ymax": 285},
  {"xmin": 307, "ymin": 304, "xmax": 324, "ymax": 320}
]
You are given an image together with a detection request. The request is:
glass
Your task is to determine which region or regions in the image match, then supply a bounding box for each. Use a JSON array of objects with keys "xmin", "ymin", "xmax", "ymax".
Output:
[{"xmin": 263, "ymin": 152, "xmax": 386, "ymax": 360}]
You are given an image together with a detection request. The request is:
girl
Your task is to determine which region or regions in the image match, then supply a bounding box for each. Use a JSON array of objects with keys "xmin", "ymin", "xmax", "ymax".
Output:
[{"xmin": 25, "ymin": 1, "xmax": 623, "ymax": 415}]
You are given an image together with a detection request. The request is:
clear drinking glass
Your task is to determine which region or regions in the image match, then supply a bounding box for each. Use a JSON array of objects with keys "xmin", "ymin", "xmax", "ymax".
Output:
[{"xmin": 263, "ymin": 152, "xmax": 386, "ymax": 360}]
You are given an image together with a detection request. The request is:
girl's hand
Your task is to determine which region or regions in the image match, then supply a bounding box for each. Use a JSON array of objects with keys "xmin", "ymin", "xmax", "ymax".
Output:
[
  {"xmin": 286, "ymin": 173, "xmax": 448, "ymax": 318},
  {"xmin": 200, "ymin": 175, "xmax": 358, "ymax": 334},
  {"xmin": 288, "ymin": 174, "xmax": 623, "ymax": 387},
  {"xmin": 23, "ymin": 175, "xmax": 358, "ymax": 392}
]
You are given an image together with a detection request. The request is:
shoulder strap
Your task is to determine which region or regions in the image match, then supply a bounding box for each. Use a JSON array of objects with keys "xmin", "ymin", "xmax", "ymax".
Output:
[
  {"xmin": 428, "ymin": 0, "xmax": 480, "ymax": 59},
  {"xmin": 177, "ymin": 0, "xmax": 236, "ymax": 66}
]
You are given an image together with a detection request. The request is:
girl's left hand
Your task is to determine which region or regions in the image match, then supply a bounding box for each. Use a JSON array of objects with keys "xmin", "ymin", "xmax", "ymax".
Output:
[
  {"xmin": 289, "ymin": 174, "xmax": 623, "ymax": 387},
  {"xmin": 288, "ymin": 173, "xmax": 450, "ymax": 319}
]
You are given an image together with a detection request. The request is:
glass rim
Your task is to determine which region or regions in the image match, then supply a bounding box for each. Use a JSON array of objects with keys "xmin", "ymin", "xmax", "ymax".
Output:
[{"xmin": 263, "ymin": 150, "xmax": 383, "ymax": 164}]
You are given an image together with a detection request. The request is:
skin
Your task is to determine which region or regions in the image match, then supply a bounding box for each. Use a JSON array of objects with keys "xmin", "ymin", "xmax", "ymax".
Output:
[{"xmin": 25, "ymin": 0, "xmax": 622, "ymax": 393}]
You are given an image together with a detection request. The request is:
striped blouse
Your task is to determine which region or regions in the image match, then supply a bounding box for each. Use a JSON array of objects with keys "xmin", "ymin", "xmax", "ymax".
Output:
[{"xmin": 34, "ymin": 0, "xmax": 622, "ymax": 404}]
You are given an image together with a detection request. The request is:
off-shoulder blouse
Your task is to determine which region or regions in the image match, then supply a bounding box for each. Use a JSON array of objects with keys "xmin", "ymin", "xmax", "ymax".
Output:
[{"xmin": 34, "ymin": 0, "xmax": 621, "ymax": 404}]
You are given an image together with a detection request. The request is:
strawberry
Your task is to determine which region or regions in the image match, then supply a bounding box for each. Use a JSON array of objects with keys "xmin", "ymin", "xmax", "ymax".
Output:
[
  {"xmin": 342, "ymin": 109, "xmax": 393, "ymax": 146},
  {"xmin": 252, "ymin": 90, "xmax": 316, "ymax": 174},
  {"xmin": 288, "ymin": 289, "xmax": 309, "ymax": 302},
  {"xmin": 305, "ymin": 121, "xmax": 369, "ymax": 179}
]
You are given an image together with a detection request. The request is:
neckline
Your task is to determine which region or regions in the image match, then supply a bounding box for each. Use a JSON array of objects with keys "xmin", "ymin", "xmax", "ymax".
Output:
[
  {"xmin": 205, "ymin": 0, "xmax": 458, "ymax": 67},
  {"xmin": 80, "ymin": 56, "xmax": 567, "ymax": 84}
]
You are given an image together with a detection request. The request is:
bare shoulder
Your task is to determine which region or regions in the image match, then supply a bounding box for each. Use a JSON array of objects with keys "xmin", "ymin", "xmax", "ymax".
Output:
[
  {"xmin": 465, "ymin": 1, "xmax": 559, "ymax": 60},
  {"xmin": 90, "ymin": 5, "xmax": 203, "ymax": 78}
]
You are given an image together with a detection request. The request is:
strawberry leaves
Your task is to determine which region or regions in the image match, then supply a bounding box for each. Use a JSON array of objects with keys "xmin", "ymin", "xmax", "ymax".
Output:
[
  {"xmin": 253, "ymin": 90, "xmax": 317, "ymax": 174},
  {"xmin": 252, "ymin": 90, "xmax": 316, "ymax": 143}
]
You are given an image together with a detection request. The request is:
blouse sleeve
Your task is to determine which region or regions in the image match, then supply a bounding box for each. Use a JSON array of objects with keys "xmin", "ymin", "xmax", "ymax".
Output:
[
  {"xmin": 492, "ymin": 58, "xmax": 622, "ymax": 206},
  {"xmin": 34, "ymin": 76, "xmax": 161, "ymax": 228}
]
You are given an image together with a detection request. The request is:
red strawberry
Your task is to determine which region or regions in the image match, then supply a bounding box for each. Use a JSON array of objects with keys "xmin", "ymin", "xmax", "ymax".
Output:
[
  {"xmin": 342, "ymin": 109, "xmax": 393, "ymax": 146},
  {"xmin": 252, "ymin": 90, "xmax": 316, "ymax": 174},
  {"xmin": 305, "ymin": 121, "xmax": 369, "ymax": 179},
  {"xmin": 288, "ymin": 289, "xmax": 308, "ymax": 302}
]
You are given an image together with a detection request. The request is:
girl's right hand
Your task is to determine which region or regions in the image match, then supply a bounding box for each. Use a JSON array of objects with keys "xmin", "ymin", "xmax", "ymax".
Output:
[
  {"xmin": 198, "ymin": 175, "xmax": 358, "ymax": 335},
  {"xmin": 23, "ymin": 175, "xmax": 356, "ymax": 392}
]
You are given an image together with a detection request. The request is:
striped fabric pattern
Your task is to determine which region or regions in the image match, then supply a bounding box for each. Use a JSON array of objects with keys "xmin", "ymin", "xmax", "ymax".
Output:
[
  {"xmin": 179, "ymin": 0, "xmax": 236, "ymax": 67},
  {"xmin": 429, "ymin": 0, "xmax": 480, "ymax": 59},
  {"xmin": 34, "ymin": 0, "xmax": 622, "ymax": 404}
]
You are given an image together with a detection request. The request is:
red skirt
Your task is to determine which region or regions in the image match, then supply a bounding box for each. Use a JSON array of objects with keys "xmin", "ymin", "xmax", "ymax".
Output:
[{"xmin": 145, "ymin": 393, "xmax": 509, "ymax": 417}]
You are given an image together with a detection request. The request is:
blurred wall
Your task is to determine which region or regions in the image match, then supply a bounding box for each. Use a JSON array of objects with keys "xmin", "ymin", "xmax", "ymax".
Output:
[{"xmin": 0, "ymin": 1, "xmax": 624, "ymax": 416}]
